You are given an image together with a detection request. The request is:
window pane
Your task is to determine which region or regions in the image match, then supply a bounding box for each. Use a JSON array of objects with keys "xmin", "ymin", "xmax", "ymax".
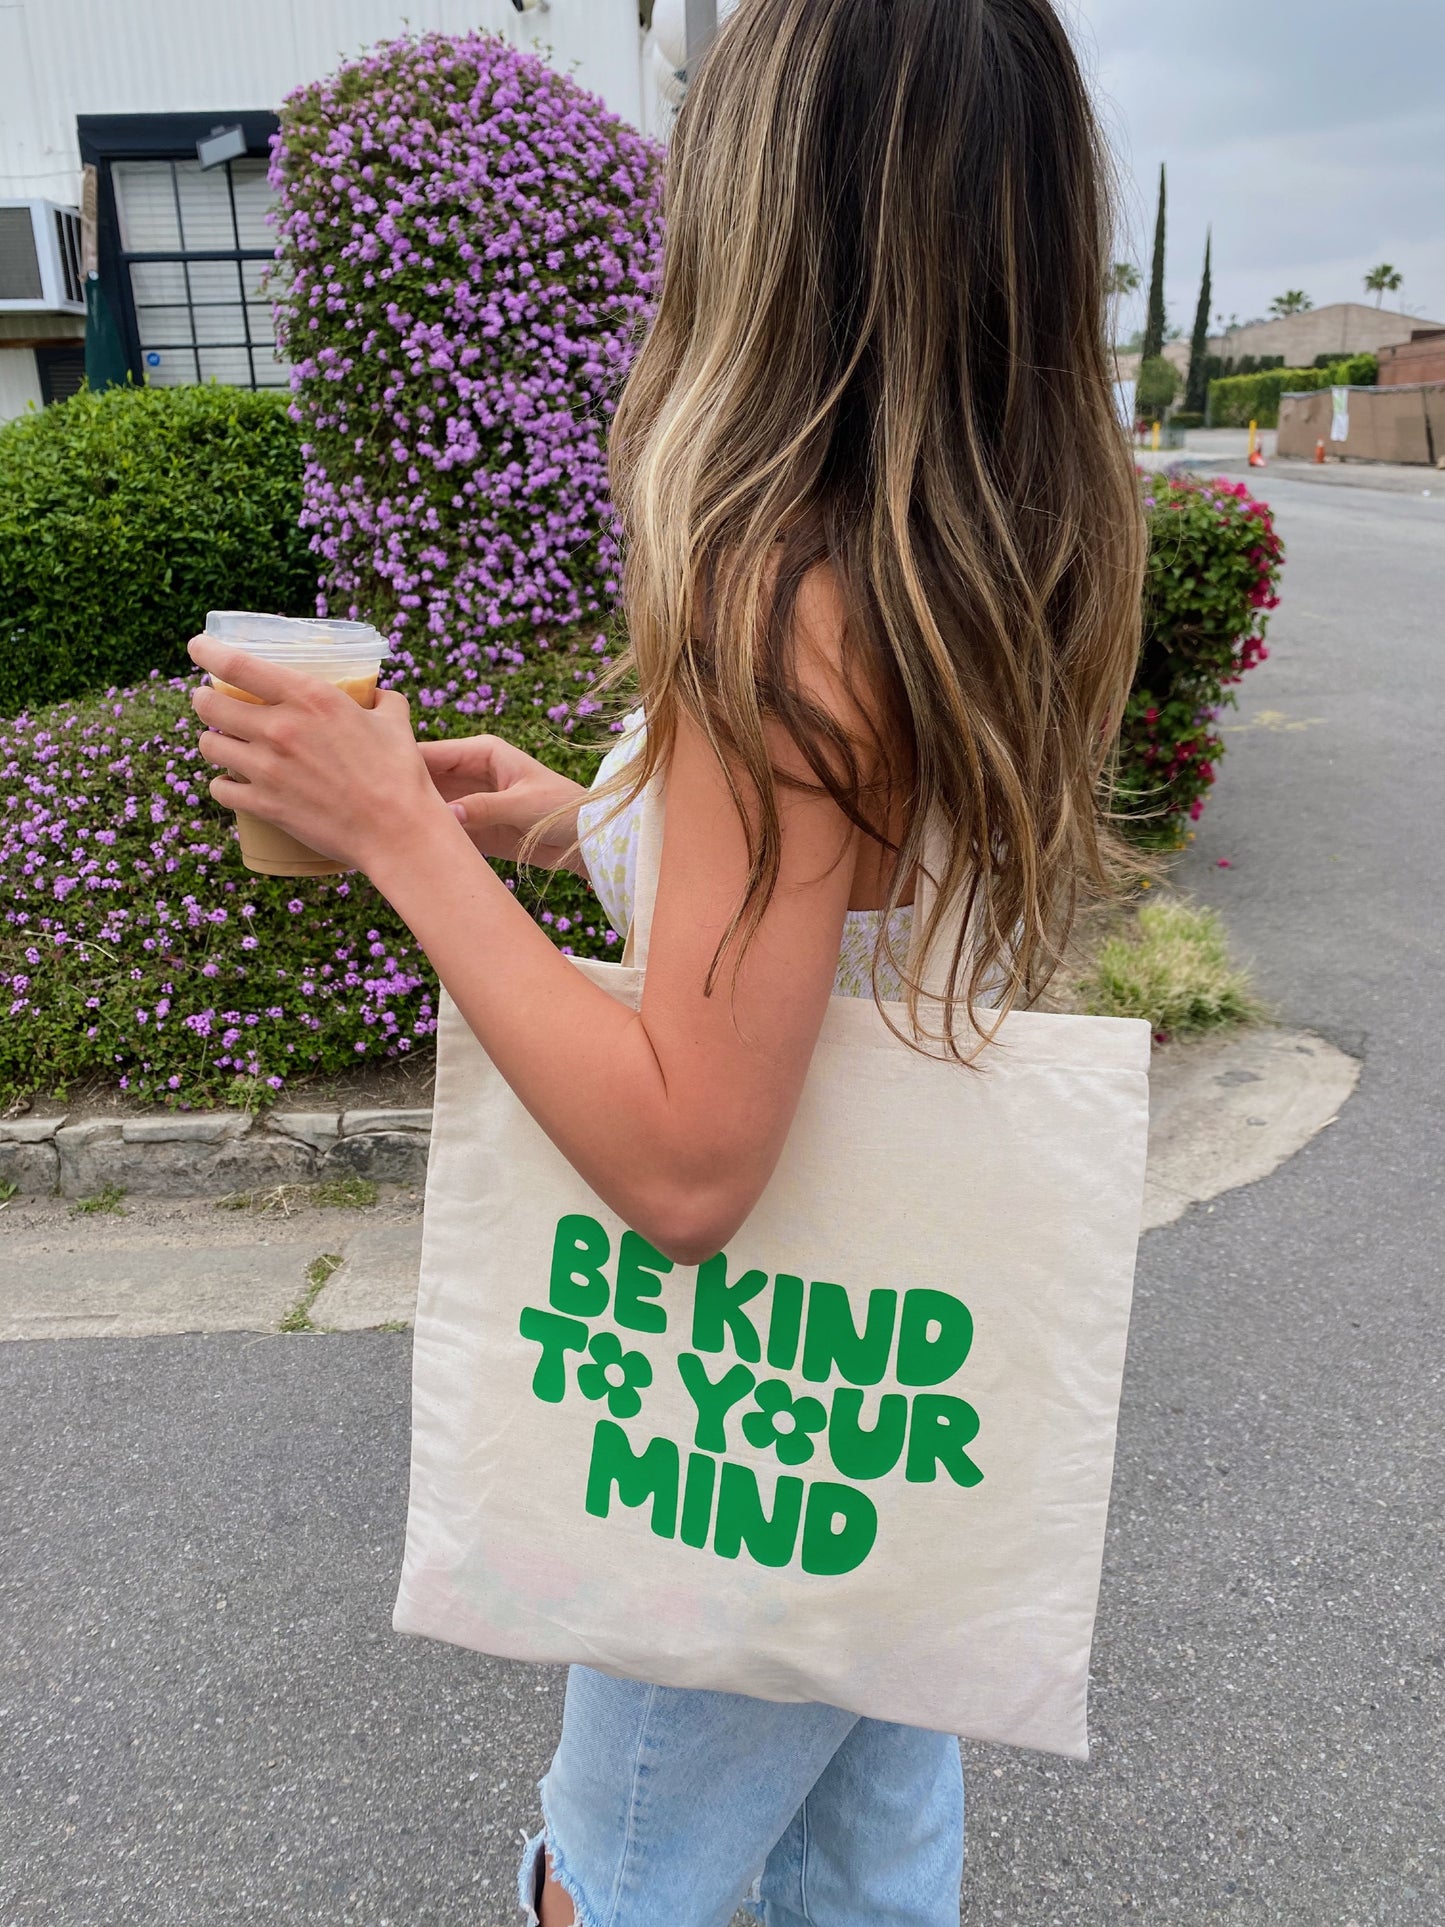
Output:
[
  {"xmin": 231, "ymin": 159, "xmax": 279, "ymax": 249},
  {"xmin": 114, "ymin": 162, "xmax": 181, "ymax": 253},
  {"xmin": 246, "ymin": 302, "xmax": 279, "ymax": 347},
  {"xmin": 144, "ymin": 347, "xmax": 200, "ymax": 387},
  {"xmin": 193, "ymin": 304, "xmax": 248, "ymax": 347},
  {"xmin": 185, "ymin": 259, "xmax": 243, "ymax": 305},
  {"xmin": 172, "ymin": 160, "xmax": 238, "ymax": 252},
  {"xmin": 249, "ymin": 333, "xmax": 290, "ymax": 381},
  {"xmin": 242, "ymin": 258, "xmax": 284, "ymax": 302},
  {"xmin": 198, "ymin": 346, "xmax": 255, "ymax": 386},
  {"xmin": 134, "ymin": 304, "xmax": 196, "ymax": 350},
  {"xmin": 130, "ymin": 261, "xmax": 188, "ymax": 305}
]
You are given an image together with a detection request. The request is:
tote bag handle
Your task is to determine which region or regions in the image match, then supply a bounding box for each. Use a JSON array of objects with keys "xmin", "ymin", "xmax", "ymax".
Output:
[{"xmin": 620, "ymin": 772, "xmax": 969, "ymax": 1009}]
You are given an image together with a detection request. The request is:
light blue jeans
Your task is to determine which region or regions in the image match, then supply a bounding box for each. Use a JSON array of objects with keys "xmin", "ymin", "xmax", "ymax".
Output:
[{"xmin": 518, "ymin": 1665, "xmax": 965, "ymax": 1927}]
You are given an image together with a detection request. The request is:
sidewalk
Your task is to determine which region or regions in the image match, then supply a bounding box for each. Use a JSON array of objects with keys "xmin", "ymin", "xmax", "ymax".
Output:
[
  {"xmin": 1135, "ymin": 425, "xmax": 1444, "ymax": 495},
  {"xmin": 0, "ymin": 1025, "xmax": 1358, "ymax": 1341}
]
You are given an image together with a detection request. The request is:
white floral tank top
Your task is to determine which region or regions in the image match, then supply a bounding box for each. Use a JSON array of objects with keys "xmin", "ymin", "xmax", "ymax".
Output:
[{"xmin": 576, "ymin": 706, "xmax": 916, "ymax": 1000}]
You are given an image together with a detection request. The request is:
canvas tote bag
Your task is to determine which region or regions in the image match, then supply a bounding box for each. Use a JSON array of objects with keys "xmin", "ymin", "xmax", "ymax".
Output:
[{"xmin": 395, "ymin": 772, "xmax": 1151, "ymax": 1759}]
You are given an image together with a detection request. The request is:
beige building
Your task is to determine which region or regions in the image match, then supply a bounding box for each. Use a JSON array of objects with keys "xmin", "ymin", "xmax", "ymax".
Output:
[{"xmin": 1208, "ymin": 302, "xmax": 1442, "ymax": 368}]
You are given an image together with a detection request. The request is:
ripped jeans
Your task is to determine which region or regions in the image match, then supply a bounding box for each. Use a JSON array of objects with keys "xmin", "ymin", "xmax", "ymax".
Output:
[{"xmin": 518, "ymin": 1665, "xmax": 964, "ymax": 1927}]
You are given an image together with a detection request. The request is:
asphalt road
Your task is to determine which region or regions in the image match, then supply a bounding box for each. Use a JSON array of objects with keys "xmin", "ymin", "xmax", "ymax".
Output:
[{"xmin": 3, "ymin": 471, "xmax": 1442, "ymax": 1926}]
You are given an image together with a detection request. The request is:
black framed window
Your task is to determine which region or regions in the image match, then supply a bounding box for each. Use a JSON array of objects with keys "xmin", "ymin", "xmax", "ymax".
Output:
[
  {"xmin": 35, "ymin": 342, "xmax": 88, "ymax": 407},
  {"xmin": 79, "ymin": 114, "xmax": 289, "ymax": 393}
]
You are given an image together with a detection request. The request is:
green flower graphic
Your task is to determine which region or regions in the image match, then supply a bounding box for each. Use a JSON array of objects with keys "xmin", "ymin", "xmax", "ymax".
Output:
[
  {"xmin": 576, "ymin": 1331, "xmax": 653, "ymax": 1419},
  {"xmin": 741, "ymin": 1380, "xmax": 828, "ymax": 1466}
]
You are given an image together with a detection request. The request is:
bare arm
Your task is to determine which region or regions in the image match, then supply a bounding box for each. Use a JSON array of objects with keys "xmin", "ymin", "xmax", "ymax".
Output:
[{"xmin": 187, "ymin": 572, "xmax": 871, "ymax": 1264}]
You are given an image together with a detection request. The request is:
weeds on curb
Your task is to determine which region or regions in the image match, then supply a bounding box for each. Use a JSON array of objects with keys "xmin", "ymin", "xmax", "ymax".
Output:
[
  {"xmin": 372, "ymin": 1319, "xmax": 411, "ymax": 1335},
  {"xmin": 72, "ymin": 1183, "xmax": 127, "ymax": 1217},
  {"xmin": 1078, "ymin": 899, "xmax": 1260, "ymax": 1038},
  {"xmin": 280, "ymin": 1253, "xmax": 344, "ymax": 1333},
  {"xmin": 216, "ymin": 1177, "xmax": 379, "ymax": 1216}
]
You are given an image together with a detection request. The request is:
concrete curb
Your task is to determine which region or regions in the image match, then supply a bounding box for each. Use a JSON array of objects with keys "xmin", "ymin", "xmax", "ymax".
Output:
[
  {"xmin": 1140, "ymin": 1025, "xmax": 1359, "ymax": 1231},
  {"xmin": 0, "ymin": 1106, "xmax": 434, "ymax": 1200},
  {"xmin": 1, "ymin": 1024, "xmax": 1359, "ymax": 1216},
  {"xmin": 0, "ymin": 1026, "xmax": 1361, "ymax": 1341}
]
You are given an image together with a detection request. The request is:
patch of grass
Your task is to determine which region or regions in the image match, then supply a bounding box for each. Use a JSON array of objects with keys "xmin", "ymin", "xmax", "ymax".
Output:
[
  {"xmin": 216, "ymin": 1176, "xmax": 379, "ymax": 1215},
  {"xmin": 0, "ymin": 1178, "xmax": 17, "ymax": 1206},
  {"xmin": 372, "ymin": 1319, "xmax": 411, "ymax": 1334},
  {"xmin": 279, "ymin": 1252, "xmax": 344, "ymax": 1334},
  {"xmin": 71, "ymin": 1182, "xmax": 127, "ymax": 1217},
  {"xmin": 1077, "ymin": 898, "xmax": 1259, "ymax": 1038},
  {"xmin": 310, "ymin": 1176, "xmax": 380, "ymax": 1210}
]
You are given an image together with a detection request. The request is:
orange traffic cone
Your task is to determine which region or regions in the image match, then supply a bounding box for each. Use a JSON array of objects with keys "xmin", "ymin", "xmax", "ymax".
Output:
[
  {"xmin": 1314, "ymin": 438, "xmax": 1326, "ymax": 464},
  {"xmin": 1248, "ymin": 445, "xmax": 1267, "ymax": 468}
]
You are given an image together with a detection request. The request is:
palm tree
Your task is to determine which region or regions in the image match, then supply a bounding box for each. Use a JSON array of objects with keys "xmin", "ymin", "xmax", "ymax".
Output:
[
  {"xmin": 1107, "ymin": 263, "xmax": 1142, "ymax": 299},
  {"xmin": 1269, "ymin": 290, "xmax": 1313, "ymax": 317},
  {"xmin": 1363, "ymin": 263, "xmax": 1403, "ymax": 309}
]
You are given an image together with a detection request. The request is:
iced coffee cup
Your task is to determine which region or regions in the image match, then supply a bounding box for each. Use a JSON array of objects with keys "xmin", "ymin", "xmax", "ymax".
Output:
[{"xmin": 203, "ymin": 610, "xmax": 392, "ymax": 878}]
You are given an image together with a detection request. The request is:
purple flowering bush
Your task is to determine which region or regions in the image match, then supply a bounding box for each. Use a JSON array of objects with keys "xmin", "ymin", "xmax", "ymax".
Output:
[
  {"xmin": 271, "ymin": 30, "xmax": 665, "ymax": 726},
  {"xmin": 0, "ymin": 32, "xmax": 1284, "ymax": 1109},
  {"xmin": 0, "ymin": 33, "xmax": 661, "ymax": 1110},
  {"xmin": 0, "ymin": 635, "xmax": 627, "ymax": 1109}
]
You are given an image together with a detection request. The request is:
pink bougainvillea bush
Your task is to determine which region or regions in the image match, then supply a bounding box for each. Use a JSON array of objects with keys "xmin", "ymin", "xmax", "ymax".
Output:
[
  {"xmin": 271, "ymin": 29, "xmax": 665, "ymax": 730},
  {"xmin": 1117, "ymin": 472, "xmax": 1283, "ymax": 842}
]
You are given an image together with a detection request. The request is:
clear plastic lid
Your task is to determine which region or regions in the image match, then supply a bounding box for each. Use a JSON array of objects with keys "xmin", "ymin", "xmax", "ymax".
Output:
[{"xmin": 205, "ymin": 610, "xmax": 391, "ymax": 670}]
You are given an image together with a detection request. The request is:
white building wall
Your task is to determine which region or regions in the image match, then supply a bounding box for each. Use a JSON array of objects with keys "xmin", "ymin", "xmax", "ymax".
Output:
[
  {"xmin": 0, "ymin": 344, "xmax": 45, "ymax": 421},
  {"xmin": 0, "ymin": 0, "xmax": 651, "ymax": 207}
]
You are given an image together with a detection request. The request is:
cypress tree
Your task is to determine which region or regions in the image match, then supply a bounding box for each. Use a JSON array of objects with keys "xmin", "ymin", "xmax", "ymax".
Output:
[
  {"xmin": 1184, "ymin": 229, "xmax": 1213, "ymax": 415},
  {"xmin": 1142, "ymin": 163, "xmax": 1167, "ymax": 363}
]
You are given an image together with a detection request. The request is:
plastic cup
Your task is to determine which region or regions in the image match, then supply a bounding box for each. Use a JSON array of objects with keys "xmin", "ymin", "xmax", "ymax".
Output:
[{"xmin": 203, "ymin": 610, "xmax": 392, "ymax": 878}]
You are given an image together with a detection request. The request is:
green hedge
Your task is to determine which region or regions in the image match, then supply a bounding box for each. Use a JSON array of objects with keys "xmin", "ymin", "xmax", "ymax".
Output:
[
  {"xmin": 0, "ymin": 385, "xmax": 316, "ymax": 712},
  {"xmin": 1208, "ymin": 354, "xmax": 1378, "ymax": 429}
]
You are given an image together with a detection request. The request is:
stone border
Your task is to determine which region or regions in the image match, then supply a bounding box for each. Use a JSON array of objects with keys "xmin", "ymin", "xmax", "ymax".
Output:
[
  {"xmin": 0, "ymin": 1107, "xmax": 433, "ymax": 1199},
  {"xmin": 1, "ymin": 1024, "xmax": 1362, "ymax": 1213}
]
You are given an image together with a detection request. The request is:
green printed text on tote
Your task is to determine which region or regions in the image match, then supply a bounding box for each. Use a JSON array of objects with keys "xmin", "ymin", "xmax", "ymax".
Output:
[{"xmin": 519, "ymin": 1212, "xmax": 984, "ymax": 1577}]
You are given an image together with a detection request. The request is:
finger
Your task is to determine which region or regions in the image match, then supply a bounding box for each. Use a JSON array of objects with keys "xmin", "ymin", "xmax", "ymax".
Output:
[
  {"xmin": 206, "ymin": 773, "xmax": 253, "ymax": 811},
  {"xmin": 191, "ymin": 682, "xmax": 279, "ymax": 740},
  {"xmin": 417, "ymin": 737, "xmax": 496, "ymax": 802},
  {"xmin": 196, "ymin": 728, "xmax": 264, "ymax": 779},
  {"xmin": 186, "ymin": 635, "xmax": 323, "ymax": 705},
  {"xmin": 416, "ymin": 732, "xmax": 460, "ymax": 770}
]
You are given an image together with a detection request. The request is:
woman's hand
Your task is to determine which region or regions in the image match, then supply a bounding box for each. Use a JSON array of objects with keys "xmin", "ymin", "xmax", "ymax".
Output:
[
  {"xmin": 186, "ymin": 636, "xmax": 450, "ymax": 875},
  {"xmin": 418, "ymin": 734, "xmax": 592, "ymax": 878}
]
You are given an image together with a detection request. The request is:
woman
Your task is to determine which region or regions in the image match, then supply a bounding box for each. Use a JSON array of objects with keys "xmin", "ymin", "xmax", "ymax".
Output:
[{"xmin": 189, "ymin": 1, "xmax": 1146, "ymax": 1919}]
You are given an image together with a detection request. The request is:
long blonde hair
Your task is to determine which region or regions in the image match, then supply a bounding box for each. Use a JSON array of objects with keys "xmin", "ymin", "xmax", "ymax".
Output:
[{"xmin": 524, "ymin": 0, "xmax": 1147, "ymax": 1059}]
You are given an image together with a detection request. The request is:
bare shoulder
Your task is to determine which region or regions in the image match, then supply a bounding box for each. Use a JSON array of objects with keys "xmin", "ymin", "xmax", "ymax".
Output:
[{"xmin": 777, "ymin": 558, "xmax": 894, "ymax": 788}]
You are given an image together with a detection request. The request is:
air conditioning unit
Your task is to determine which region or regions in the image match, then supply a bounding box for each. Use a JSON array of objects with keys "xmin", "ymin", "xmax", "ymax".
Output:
[{"xmin": 0, "ymin": 200, "xmax": 85, "ymax": 314}]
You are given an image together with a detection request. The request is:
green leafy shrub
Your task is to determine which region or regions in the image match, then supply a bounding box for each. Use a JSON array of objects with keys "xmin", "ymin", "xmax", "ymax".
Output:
[
  {"xmin": 0, "ymin": 629, "xmax": 633, "ymax": 1111},
  {"xmin": 1118, "ymin": 472, "xmax": 1284, "ymax": 843},
  {"xmin": 0, "ymin": 385, "xmax": 316, "ymax": 713},
  {"xmin": 1208, "ymin": 354, "xmax": 1377, "ymax": 428},
  {"xmin": 1136, "ymin": 355, "xmax": 1179, "ymax": 418},
  {"xmin": 1168, "ymin": 410, "xmax": 1205, "ymax": 430}
]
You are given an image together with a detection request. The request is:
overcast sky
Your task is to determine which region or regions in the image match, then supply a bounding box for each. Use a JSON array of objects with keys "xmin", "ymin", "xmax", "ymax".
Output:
[{"xmin": 1064, "ymin": 0, "xmax": 1445, "ymax": 338}]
